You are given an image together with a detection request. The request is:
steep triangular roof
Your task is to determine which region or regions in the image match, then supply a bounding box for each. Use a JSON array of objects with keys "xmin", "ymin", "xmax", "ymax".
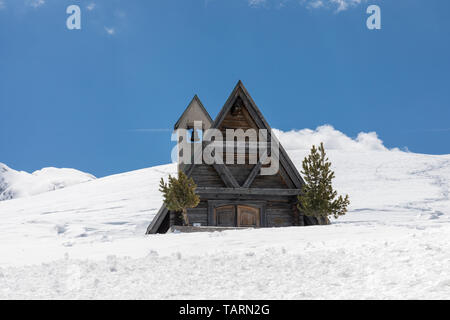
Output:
[
  {"xmin": 185, "ymin": 80, "xmax": 304, "ymax": 189},
  {"xmin": 174, "ymin": 95, "xmax": 213, "ymax": 130}
]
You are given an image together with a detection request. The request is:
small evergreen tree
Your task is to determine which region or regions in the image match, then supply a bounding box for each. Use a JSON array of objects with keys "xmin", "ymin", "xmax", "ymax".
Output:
[
  {"xmin": 159, "ymin": 171, "xmax": 200, "ymax": 226},
  {"xmin": 297, "ymin": 143, "xmax": 350, "ymax": 223}
]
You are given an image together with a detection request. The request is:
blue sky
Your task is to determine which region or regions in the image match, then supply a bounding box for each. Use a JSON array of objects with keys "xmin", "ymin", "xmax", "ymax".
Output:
[{"xmin": 1, "ymin": 0, "xmax": 449, "ymax": 177}]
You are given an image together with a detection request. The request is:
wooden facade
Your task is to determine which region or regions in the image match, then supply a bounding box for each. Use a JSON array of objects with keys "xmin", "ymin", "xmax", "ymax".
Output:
[{"xmin": 147, "ymin": 81, "xmax": 319, "ymax": 234}]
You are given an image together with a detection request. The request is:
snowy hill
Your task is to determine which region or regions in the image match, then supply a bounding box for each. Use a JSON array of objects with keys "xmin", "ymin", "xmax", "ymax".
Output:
[
  {"xmin": 0, "ymin": 163, "xmax": 96, "ymax": 201},
  {"xmin": 0, "ymin": 126, "xmax": 449, "ymax": 299}
]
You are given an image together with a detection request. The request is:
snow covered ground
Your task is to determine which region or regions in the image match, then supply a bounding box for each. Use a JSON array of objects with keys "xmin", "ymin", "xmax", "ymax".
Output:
[
  {"xmin": 0, "ymin": 126, "xmax": 449, "ymax": 299},
  {"xmin": 0, "ymin": 163, "xmax": 95, "ymax": 201}
]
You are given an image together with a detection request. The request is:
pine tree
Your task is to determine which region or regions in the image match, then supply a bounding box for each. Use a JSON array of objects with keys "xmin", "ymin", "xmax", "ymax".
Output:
[
  {"xmin": 297, "ymin": 143, "xmax": 350, "ymax": 222},
  {"xmin": 159, "ymin": 171, "xmax": 200, "ymax": 226}
]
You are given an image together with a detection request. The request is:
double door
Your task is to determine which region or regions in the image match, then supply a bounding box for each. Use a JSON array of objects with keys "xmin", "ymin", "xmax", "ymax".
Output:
[{"xmin": 214, "ymin": 204, "xmax": 260, "ymax": 227}]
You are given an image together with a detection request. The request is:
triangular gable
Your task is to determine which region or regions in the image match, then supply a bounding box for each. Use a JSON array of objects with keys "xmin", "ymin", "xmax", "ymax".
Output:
[
  {"xmin": 174, "ymin": 95, "xmax": 213, "ymax": 130},
  {"xmin": 187, "ymin": 80, "xmax": 304, "ymax": 189}
]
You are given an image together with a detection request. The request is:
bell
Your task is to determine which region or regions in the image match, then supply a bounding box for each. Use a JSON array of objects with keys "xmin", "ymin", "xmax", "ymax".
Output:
[{"xmin": 190, "ymin": 129, "xmax": 200, "ymax": 142}]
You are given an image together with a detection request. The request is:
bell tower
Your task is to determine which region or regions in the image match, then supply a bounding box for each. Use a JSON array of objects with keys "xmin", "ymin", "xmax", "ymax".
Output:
[{"xmin": 174, "ymin": 95, "xmax": 213, "ymax": 172}]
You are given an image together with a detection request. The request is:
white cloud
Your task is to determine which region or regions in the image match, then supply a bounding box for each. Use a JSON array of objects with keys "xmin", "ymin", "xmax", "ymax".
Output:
[
  {"xmin": 104, "ymin": 27, "xmax": 115, "ymax": 35},
  {"xmin": 86, "ymin": 3, "xmax": 96, "ymax": 11},
  {"xmin": 305, "ymin": 0, "xmax": 364, "ymax": 11},
  {"xmin": 0, "ymin": 0, "xmax": 5, "ymax": 10},
  {"xmin": 273, "ymin": 125, "xmax": 390, "ymax": 152},
  {"xmin": 248, "ymin": 0, "xmax": 267, "ymax": 7},
  {"xmin": 307, "ymin": 0, "xmax": 324, "ymax": 9},
  {"xmin": 329, "ymin": 0, "xmax": 362, "ymax": 12},
  {"xmin": 27, "ymin": 0, "xmax": 45, "ymax": 8},
  {"xmin": 248, "ymin": 0, "xmax": 365, "ymax": 12}
]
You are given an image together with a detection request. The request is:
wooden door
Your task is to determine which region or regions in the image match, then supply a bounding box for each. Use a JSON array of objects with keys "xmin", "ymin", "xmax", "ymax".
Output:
[
  {"xmin": 215, "ymin": 205, "xmax": 236, "ymax": 227},
  {"xmin": 237, "ymin": 205, "xmax": 260, "ymax": 227}
]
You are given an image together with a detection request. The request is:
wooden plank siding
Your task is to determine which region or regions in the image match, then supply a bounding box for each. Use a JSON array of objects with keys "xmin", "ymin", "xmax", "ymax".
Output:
[
  {"xmin": 251, "ymin": 171, "xmax": 289, "ymax": 189},
  {"xmin": 219, "ymin": 99, "xmax": 258, "ymax": 132},
  {"xmin": 183, "ymin": 200, "xmax": 298, "ymax": 228},
  {"xmin": 186, "ymin": 208, "xmax": 208, "ymax": 225},
  {"xmin": 190, "ymin": 164, "xmax": 226, "ymax": 188},
  {"xmin": 266, "ymin": 200, "xmax": 297, "ymax": 227},
  {"xmin": 226, "ymin": 164, "xmax": 254, "ymax": 186}
]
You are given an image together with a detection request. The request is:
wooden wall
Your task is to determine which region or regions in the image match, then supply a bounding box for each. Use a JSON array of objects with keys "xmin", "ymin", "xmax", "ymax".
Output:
[
  {"xmin": 190, "ymin": 165, "xmax": 226, "ymax": 188},
  {"xmin": 186, "ymin": 200, "xmax": 209, "ymax": 226},
  {"xmin": 185, "ymin": 198, "xmax": 297, "ymax": 228},
  {"xmin": 266, "ymin": 200, "xmax": 296, "ymax": 227}
]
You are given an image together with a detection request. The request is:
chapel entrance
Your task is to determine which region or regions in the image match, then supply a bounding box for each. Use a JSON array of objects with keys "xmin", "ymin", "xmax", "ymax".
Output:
[{"xmin": 214, "ymin": 205, "xmax": 260, "ymax": 227}]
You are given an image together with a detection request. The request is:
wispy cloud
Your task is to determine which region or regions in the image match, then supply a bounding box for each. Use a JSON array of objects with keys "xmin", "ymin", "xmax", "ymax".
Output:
[
  {"xmin": 2, "ymin": 1, "xmax": 124, "ymax": 36},
  {"xmin": 86, "ymin": 2, "xmax": 96, "ymax": 11},
  {"xmin": 104, "ymin": 26, "xmax": 115, "ymax": 35},
  {"xmin": 307, "ymin": 0, "xmax": 324, "ymax": 9},
  {"xmin": 248, "ymin": 0, "xmax": 365, "ymax": 12},
  {"xmin": 329, "ymin": 0, "xmax": 363, "ymax": 12},
  {"xmin": 27, "ymin": 0, "xmax": 45, "ymax": 8},
  {"xmin": 0, "ymin": 0, "xmax": 47, "ymax": 11},
  {"xmin": 248, "ymin": 0, "xmax": 267, "ymax": 8},
  {"xmin": 129, "ymin": 128, "xmax": 173, "ymax": 133}
]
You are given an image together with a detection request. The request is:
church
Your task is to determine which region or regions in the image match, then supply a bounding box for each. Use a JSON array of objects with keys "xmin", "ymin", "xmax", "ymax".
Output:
[{"xmin": 147, "ymin": 81, "xmax": 321, "ymax": 234}]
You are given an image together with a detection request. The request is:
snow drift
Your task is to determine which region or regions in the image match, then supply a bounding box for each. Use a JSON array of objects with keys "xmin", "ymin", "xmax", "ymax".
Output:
[{"xmin": 0, "ymin": 163, "xmax": 96, "ymax": 201}]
